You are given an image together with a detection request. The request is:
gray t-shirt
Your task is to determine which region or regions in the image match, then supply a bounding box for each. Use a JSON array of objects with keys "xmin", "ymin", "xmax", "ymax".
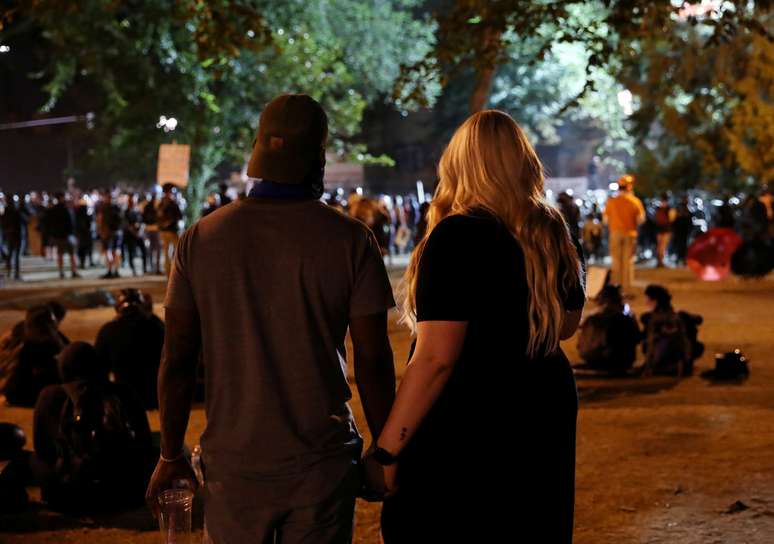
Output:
[{"xmin": 165, "ymin": 197, "xmax": 394, "ymax": 506}]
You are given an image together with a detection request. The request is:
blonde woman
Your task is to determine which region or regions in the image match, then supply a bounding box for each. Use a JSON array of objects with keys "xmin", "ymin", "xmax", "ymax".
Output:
[{"xmin": 363, "ymin": 111, "xmax": 585, "ymax": 542}]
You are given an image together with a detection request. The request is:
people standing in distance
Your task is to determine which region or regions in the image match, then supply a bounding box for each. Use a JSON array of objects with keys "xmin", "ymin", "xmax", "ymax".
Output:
[
  {"xmin": 96, "ymin": 191, "xmax": 123, "ymax": 279},
  {"xmin": 157, "ymin": 184, "xmax": 183, "ymax": 277},
  {"xmin": 603, "ymin": 175, "xmax": 645, "ymax": 295}
]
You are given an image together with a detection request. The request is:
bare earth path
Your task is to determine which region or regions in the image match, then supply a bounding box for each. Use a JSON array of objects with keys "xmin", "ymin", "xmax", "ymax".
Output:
[{"xmin": 1, "ymin": 264, "xmax": 773, "ymax": 543}]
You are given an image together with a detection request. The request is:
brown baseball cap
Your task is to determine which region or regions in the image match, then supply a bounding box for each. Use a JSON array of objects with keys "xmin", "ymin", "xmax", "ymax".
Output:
[{"xmin": 247, "ymin": 94, "xmax": 328, "ymax": 184}]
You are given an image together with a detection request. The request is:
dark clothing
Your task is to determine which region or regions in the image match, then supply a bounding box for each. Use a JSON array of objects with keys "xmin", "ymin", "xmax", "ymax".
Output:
[
  {"xmin": 96, "ymin": 203, "xmax": 122, "ymax": 241},
  {"xmin": 33, "ymin": 379, "xmax": 153, "ymax": 511},
  {"xmin": 142, "ymin": 201, "xmax": 158, "ymax": 227},
  {"xmin": 46, "ymin": 204, "xmax": 75, "ymax": 238},
  {"xmin": 1, "ymin": 204, "xmax": 27, "ymax": 239},
  {"xmin": 2, "ymin": 204, "xmax": 26, "ymax": 277},
  {"xmin": 382, "ymin": 213, "xmax": 584, "ymax": 543},
  {"xmin": 3, "ymin": 340, "xmax": 62, "ymax": 407},
  {"xmin": 203, "ymin": 462, "xmax": 359, "ymax": 544},
  {"xmin": 671, "ymin": 207, "xmax": 693, "ymax": 264},
  {"xmin": 641, "ymin": 310, "xmax": 703, "ymax": 374},
  {"xmin": 578, "ymin": 309, "xmax": 641, "ymax": 373},
  {"xmin": 122, "ymin": 209, "xmax": 146, "ymax": 273},
  {"xmin": 559, "ymin": 199, "xmax": 582, "ymax": 240},
  {"xmin": 74, "ymin": 205, "xmax": 94, "ymax": 268},
  {"xmin": 157, "ymin": 198, "xmax": 182, "ymax": 232},
  {"xmin": 165, "ymin": 198, "xmax": 394, "ymax": 510},
  {"xmin": 95, "ymin": 312, "xmax": 164, "ymax": 409}
]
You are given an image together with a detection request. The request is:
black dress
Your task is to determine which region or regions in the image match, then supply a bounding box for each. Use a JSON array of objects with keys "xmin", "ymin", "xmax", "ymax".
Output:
[{"xmin": 381, "ymin": 213, "xmax": 585, "ymax": 543}]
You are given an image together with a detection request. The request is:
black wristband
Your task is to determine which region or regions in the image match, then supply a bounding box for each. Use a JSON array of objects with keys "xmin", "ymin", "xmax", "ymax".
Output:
[{"xmin": 372, "ymin": 446, "xmax": 398, "ymax": 466}]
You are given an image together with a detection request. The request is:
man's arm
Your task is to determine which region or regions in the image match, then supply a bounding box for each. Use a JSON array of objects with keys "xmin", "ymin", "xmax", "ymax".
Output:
[
  {"xmin": 350, "ymin": 311, "xmax": 395, "ymax": 440},
  {"xmin": 145, "ymin": 306, "xmax": 200, "ymax": 516},
  {"xmin": 157, "ymin": 307, "xmax": 200, "ymax": 459}
]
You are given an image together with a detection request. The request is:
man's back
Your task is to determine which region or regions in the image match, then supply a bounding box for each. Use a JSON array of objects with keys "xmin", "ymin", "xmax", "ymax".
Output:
[
  {"xmin": 605, "ymin": 193, "xmax": 644, "ymax": 236},
  {"xmin": 165, "ymin": 197, "xmax": 394, "ymax": 503}
]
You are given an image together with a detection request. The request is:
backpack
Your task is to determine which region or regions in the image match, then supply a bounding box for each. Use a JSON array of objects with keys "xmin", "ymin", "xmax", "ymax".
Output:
[
  {"xmin": 53, "ymin": 383, "xmax": 146, "ymax": 510},
  {"xmin": 577, "ymin": 313, "xmax": 611, "ymax": 364},
  {"xmin": 644, "ymin": 311, "xmax": 690, "ymax": 376}
]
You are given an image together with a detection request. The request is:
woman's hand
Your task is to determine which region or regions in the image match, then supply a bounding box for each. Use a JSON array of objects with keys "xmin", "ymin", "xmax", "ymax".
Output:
[
  {"xmin": 145, "ymin": 456, "xmax": 198, "ymax": 518},
  {"xmin": 360, "ymin": 446, "xmax": 398, "ymax": 501}
]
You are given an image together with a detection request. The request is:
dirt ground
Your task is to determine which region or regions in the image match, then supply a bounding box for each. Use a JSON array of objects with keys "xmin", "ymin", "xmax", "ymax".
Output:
[{"xmin": 1, "ymin": 266, "xmax": 774, "ymax": 543}]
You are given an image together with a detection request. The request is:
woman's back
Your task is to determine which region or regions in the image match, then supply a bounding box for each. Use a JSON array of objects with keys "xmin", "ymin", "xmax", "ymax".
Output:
[{"xmin": 392, "ymin": 212, "xmax": 581, "ymax": 541}]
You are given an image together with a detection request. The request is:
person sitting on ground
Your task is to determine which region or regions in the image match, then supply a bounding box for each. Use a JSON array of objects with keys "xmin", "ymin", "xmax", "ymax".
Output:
[
  {"xmin": 33, "ymin": 342, "xmax": 153, "ymax": 513},
  {"xmin": 95, "ymin": 289, "xmax": 165, "ymax": 410},
  {"xmin": 577, "ymin": 284, "xmax": 641, "ymax": 374},
  {"xmin": 6, "ymin": 300, "xmax": 70, "ymax": 351},
  {"xmin": 640, "ymin": 284, "xmax": 703, "ymax": 376},
  {"xmin": 2, "ymin": 306, "xmax": 65, "ymax": 407},
  {"xmin": 0, "ymin": 422, "xmax": 29, "ymax": 512}
]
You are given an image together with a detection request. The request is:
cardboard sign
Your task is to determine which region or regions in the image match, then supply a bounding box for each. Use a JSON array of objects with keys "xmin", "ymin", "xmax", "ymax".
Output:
[{"xmin": 157, "ymin": 144, "xmax": 190, "ymax": 187}]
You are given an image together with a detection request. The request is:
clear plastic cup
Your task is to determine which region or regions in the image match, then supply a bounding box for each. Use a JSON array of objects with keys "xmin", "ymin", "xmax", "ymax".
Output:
[{"xmin": 158, "ymin": 488, "xmax": 194, "ymax": 544}]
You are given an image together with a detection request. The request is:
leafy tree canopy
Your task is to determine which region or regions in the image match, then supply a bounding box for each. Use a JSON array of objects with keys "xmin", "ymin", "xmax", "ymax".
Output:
[{"xmin": 0, "ymin": 0, "xmax": 434, "ymax": 218}]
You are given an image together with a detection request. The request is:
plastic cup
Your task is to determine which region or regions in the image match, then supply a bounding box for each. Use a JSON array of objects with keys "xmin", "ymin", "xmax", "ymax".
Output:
[{"xmin": 158, "ymin": 488, "xmax": 194, "ymax": 544}]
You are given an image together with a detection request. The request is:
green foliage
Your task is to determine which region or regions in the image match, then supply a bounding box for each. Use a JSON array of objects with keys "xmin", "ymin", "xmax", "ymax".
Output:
[
  {"xmin": 618, "ymin": 7, "xmax": 774, "ymax": 192},
  {"xmin": 1, "ymin": 0, "xmax": 433, "ymax": 221}
]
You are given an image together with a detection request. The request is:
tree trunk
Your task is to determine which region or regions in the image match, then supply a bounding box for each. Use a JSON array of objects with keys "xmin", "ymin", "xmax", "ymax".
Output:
[
  {"xmin": 469, "ymin": 26, "xmax": 502, "ymax": 113},
  {"xmin": 469, "ymin": 65, "xmax": 496, "ymax": 113}
]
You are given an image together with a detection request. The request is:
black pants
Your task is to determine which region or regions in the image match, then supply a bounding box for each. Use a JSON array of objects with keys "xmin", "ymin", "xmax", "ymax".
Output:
[
  {"xmin": 203, "ymin": 463, "xmax": 359, "ymax": 544},
  {"xmin": 4, "ymin": 238, "xmax": 21, "ymax": 278},
  {"xmin": 77, "ymin": 239, "xmax": 93, "ymax": 268},
  {"xmin": 123, "ymin": 235, "xmax": 146, "ymax": 274}
]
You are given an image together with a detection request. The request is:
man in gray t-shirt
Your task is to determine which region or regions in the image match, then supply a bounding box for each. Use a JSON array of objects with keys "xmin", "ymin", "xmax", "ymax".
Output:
[{"xmin": 146, "ymin": 94, "xmax": 396, "ymax": 543}]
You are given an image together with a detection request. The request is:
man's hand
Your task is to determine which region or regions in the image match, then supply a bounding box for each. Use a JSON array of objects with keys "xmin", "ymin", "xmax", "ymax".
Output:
[
  {"xmin": 360, "ymin": 446, "xmax": 398, "ymax": 502},
  {"xmin": 145, "ymin": 457, "xmax": 198, "ymax": 518}
]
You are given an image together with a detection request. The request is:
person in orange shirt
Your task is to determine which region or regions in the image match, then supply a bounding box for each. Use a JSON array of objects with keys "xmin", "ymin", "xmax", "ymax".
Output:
[{"xmin": 603, "ymin": 175, "xmax": 645, "ymax": 294}]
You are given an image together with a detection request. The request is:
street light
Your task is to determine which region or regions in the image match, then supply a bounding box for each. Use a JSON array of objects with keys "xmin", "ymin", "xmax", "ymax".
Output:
[
  {"xmin": 0, "ymin": 45, "xmax": 10, "ymax": 53},
  {"xmin": 156, "ymin": 115, "xmax": 178, "ymax": 132}
]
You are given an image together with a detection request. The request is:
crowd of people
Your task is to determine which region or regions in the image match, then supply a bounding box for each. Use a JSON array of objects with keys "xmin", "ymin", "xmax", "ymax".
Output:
[
  {"xmin": 0, "ymin": 290, "xmax": 164, "ymax": 512},
  {"xmin": 559, "ymin": 184, "xmax": 774, "ymax": 272},
  {"xmin": 1, "ymin": 181, "xmax": 433, "ymax": 281},
  {"xmin": 0, "ymin": 184, "xmax": 185, "ymax": 280}
]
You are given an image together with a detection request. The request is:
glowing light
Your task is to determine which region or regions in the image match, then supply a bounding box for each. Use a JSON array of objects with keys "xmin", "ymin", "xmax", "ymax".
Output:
[
  {"xmin": 417, "ymin": 181, "xmax": 425, "ymax": 203},
  {"xmin": 0, "ymin": 45, "xmax": 9, "ymax": 53},
  {"xmin": 617, "ymin": 90, "xmax": 634, "ymax": 116},
  {"xmin": 609, "ymin": 183, "xmax": 619, "ymax": 191},
  {"xmin": 156, "ymin": 115, "xmax": 178, "ymax": 132}
]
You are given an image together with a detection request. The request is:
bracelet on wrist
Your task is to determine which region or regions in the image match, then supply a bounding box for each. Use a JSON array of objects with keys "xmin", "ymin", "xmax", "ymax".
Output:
[{"xmin": 160, "ymin": 450, "xmax": 185, "ymax": 463}]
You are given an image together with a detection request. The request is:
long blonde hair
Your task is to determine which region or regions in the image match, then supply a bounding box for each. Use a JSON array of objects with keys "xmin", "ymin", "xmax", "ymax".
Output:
[{"xmin": 402, "ymin": 110, "xmax": 582, "ymax": 357}]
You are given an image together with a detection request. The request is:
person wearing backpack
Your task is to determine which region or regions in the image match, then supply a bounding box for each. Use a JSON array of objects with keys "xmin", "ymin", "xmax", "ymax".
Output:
[
  {"xmin": 640, "ymin": 285, "xmax": 699, "ymax": 376},
  {"xmin": 33, "ymin": 341, "xmax": 153, "ymax": 512},
  {"xmin": 577, "ymin": 284, "xmax": 641, "ymax": 374},
  {"xmin": 653, "ymin": 194, "xmax": 675, "ymax": 267}
]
